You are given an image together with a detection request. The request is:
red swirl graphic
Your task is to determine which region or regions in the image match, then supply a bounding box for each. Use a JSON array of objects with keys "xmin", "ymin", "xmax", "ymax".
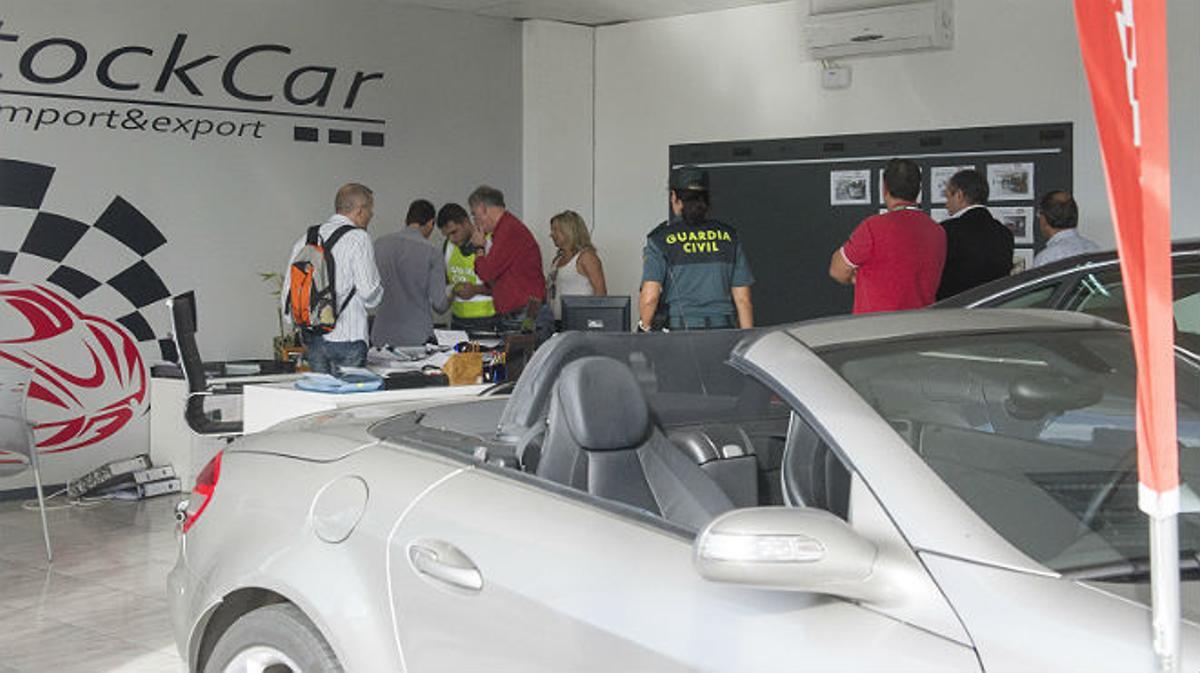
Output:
[{"xmin": 0, "ymin": 280, "xmax": 148, "ymax": 458}]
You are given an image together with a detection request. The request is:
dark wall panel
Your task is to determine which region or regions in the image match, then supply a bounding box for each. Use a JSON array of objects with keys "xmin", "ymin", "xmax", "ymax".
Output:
[{"xmin": 670, "ymin": 123, "xmax": 1073, "ymax": 326}]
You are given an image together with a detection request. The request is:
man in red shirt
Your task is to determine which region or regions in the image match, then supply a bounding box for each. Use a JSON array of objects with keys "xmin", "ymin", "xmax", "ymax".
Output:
[
  {"xmin": 829, "ymin": 158, "xmax": 946, "ymax": 314},
  {"xmin": 467, "ymin": 185, "xmax": 545, "ymax": 328}
]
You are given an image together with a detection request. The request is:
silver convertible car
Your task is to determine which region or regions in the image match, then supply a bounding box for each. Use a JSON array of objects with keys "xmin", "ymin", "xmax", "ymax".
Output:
[{"xmin": 168, "ymin": 310, "xmax": 1200, "ymax": 673}]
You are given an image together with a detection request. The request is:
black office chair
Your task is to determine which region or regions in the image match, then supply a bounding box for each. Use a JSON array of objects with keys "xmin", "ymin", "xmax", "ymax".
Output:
[{"xmin": 167, "ymin": 291, "xmax": 243, "ymax": 437}]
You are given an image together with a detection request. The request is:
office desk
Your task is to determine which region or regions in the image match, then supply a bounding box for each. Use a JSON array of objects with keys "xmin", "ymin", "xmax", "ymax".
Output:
[
  {"xmin": 242, "ymin": 381, "xmax": 491, "ymax": 434},
  {"xmin": 150, "ymin": 373, "xmax": 301, "ymax": 486}
]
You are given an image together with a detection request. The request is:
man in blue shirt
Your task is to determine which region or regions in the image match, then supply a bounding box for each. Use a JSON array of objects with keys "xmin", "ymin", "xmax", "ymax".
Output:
[
  {"xmin": 1033, "ymin": 190, "xmax": 1101, "ymax": 268},
  {"xmin": 638, "ymin": 167, "xmax": 754, "ymax": 331}
]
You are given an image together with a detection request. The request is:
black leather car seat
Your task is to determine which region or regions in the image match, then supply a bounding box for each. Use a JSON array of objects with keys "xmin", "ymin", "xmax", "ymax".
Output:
[{"xmin": 537, "ymin": 356, "xmax": 734, "ymax": 531}]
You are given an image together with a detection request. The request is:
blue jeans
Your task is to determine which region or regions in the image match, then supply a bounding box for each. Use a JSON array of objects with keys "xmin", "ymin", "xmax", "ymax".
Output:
[
  {"xmin": 304, "ymin": 334, "xmax": 367, "ymax": 374},
  {"xmin": 496, "ymin": 310, "xmax": 533, "ymax": 334}
]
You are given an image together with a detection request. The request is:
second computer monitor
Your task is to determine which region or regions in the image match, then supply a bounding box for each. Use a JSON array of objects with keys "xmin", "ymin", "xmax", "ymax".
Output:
[{"xmin": 561, "ymin": 295, "xmax": 631, "ymax": 333}]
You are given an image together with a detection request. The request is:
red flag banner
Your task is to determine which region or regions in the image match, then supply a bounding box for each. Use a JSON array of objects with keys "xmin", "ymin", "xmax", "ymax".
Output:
[{"xmin": 1074, "ymin": 0, "xmax": 1177, "ymax": 517}]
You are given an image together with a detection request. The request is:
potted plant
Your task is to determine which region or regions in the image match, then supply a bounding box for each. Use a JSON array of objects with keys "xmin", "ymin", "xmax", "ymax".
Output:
[{"xmin": 260, "ymin": 272, "xmax": 302, "ymax": 362}]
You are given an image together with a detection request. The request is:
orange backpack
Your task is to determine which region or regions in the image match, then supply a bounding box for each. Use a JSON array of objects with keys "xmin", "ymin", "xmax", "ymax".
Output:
[{"xmin": 287, "ymin": 224, "xmax": 355, "ymax": 334}]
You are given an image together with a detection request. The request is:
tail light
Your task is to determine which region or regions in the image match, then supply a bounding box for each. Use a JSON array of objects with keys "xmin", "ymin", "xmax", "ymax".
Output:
[{"xmin": 183, "ymin": 451, "xmax": 223, "ymax": 533}]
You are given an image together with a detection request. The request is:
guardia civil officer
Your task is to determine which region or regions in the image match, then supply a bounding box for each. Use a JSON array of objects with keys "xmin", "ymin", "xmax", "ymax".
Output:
[{"xmin": 638, "ymin": 167, "xmax": 754, "ymax": 331}]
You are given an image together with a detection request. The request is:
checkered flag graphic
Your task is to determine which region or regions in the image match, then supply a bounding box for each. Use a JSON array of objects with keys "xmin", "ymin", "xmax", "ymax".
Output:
[{"xmin": 0, "ymin": 158, "xmax": 174, "ymax": 358}]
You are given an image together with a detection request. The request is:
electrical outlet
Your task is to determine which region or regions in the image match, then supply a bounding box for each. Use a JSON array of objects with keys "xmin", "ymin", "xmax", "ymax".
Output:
[{"xmin": 821, "ymin": 64, "xmax": 852, "ymax": 90}]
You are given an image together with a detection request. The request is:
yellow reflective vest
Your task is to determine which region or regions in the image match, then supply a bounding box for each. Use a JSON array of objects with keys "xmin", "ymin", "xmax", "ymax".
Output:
[{"xmin": 445, "ymin": 243, "xmax": 495, "ymax": 319}]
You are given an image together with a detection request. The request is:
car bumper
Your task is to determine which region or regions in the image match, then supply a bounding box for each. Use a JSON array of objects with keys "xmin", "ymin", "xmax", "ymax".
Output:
[{"xmin": 167, "ymin": 530, "xmax": 204, "ymax": 668}]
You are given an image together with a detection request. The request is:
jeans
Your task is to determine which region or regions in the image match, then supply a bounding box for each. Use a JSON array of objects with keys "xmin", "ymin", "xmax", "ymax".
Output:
[
  {"xmin": 496, "ymin": 310, "xmax": 534, "ymax": 334},
  {"xmin": 304, "ymin": 333, "xmax": 367, "ymax": 374}
]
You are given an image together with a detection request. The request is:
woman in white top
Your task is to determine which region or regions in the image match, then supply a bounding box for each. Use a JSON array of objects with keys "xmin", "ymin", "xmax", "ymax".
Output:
[{"xmin": 546, "ymin": 210, "xmax": 607, "ymax": 322}]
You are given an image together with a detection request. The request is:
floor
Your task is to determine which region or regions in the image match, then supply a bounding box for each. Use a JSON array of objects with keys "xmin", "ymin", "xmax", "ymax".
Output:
[{"xmin": 0, "ymin": 494, "xmax": 188, "ymax": 673}]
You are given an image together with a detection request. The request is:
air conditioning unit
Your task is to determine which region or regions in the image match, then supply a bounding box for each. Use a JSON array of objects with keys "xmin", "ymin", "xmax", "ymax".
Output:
[{"xmin": 804, "ymin": 0, "xmax": 954, "ymax": 59}]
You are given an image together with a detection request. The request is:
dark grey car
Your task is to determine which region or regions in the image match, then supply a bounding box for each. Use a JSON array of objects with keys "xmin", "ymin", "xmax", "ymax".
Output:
[{"xmin": 934, "ymin": 239, "xmax": 1200, "ymax": 355}]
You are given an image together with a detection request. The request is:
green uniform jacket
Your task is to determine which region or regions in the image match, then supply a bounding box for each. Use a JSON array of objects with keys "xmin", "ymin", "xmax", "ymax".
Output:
[{"xmin": 642, "ymin": 218, "xmax": 753, "ymax": 327}]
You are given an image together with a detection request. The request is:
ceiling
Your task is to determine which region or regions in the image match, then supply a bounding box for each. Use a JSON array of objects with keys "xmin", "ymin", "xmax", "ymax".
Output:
[{"xmin": 398, "ymin": 0, "xmax": 791, "ymax": 26}]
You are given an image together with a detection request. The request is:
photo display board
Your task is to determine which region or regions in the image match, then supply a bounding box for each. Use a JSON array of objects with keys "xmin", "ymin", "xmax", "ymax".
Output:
[{"xmin": 669, "ymin": 122, "xmax": 1072, "ymax": 326}]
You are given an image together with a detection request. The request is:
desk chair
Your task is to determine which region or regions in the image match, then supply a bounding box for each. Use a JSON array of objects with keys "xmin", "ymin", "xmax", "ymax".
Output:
[
  {"xmin": 167, "ymin": 291, "xmax": 243, "ymax": 437},
  {"xmin": 0, "ymin": 367, "xmax": 53, "ymax": 562},
  {"xmin": 503, "ymin": 333, "xmax": 537, "ymax": 382}
]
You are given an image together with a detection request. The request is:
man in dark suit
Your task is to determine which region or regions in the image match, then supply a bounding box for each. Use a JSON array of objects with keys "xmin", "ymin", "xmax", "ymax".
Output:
[{"xmin": 935, "ymin": 169, "xmax": 1015, "ymax": 300}]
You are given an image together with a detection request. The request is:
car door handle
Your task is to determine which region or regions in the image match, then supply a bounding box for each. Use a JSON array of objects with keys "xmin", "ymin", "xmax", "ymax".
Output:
[{"xmin": 407, "ymin": 540, "xmax": 483, "ymax": 592}]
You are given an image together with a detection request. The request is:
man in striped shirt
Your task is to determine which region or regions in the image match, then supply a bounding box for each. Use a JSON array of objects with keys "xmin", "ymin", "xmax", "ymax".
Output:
[{"xmin": 283, "ymin": 183, "xmax": 383, "ymax": 373}]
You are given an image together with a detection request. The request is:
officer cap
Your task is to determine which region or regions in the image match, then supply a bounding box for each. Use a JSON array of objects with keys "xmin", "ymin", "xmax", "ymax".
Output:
[{"xmin": 669, "ymin": 166, "xmax": 709, "ymax": 193}]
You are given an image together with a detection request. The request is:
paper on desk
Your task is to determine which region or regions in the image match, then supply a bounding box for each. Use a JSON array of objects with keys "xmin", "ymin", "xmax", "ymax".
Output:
[
  {"xmin": 426, "ymin": 351, "xmax": 453, "ymax": 368},
  {"xmin": 363, "ymin": 348, "xmax": 453, "ymax": 374},
  {"xmin": 368, "ymin": 361, "xmax": 424, "ymax": 375},
  {"xmin": 434, "ymin": 329, "xmax": 469, "ymax": 347}
]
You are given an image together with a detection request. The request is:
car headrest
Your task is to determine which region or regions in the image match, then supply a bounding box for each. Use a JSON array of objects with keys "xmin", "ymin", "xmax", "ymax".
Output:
[{"xmin": 552, "ymin": 356, "xmax": 650, "ymax": 451}]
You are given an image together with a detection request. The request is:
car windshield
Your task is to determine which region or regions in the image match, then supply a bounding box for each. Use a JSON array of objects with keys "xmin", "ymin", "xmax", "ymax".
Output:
[{"xmin": 818, "ymin": 329, "xmax": 1200, "ymax": 574}]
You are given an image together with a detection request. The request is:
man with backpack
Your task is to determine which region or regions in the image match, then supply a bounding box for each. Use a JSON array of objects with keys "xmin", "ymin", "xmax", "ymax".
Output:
[{"xmin": 283, "ymin": 183, "xmax": 382, "ymax": 373}]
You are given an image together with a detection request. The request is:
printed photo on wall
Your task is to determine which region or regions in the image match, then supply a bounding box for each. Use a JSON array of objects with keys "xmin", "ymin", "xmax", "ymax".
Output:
[
  {"xmin": 879, "ymin": 168, "xmax": 922, "ymax": 204},
  {"xmin": 831, "ymin": 169, "xmax": 871, "ymax": 206},
  {"xmin": 987, "ymin": 162, "xmax": 1035, "ymax": 201},
  {"xmin": 930, "ymin": 208, "xmax": 951, "ymax": 222},
  {"xmin": 1011, "ymin": 249, "xmax": 1035, "ymax": 275},
  {"xmin": 930, "ymin": 165, "xmax": 976, "ymax": 204},
  {"xmin": 991, "ymin": 206, "xmax": 1035, "ymax": 244}
]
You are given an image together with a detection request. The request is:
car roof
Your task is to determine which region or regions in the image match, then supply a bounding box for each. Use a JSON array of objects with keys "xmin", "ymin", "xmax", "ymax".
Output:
[
  {"xmin": 934, "ymin": 237, "xmax": 1200, "ymax": 308},
  {"xmin": 778, "ymin": 308, "xmax": 1123, "ymax": 350}
]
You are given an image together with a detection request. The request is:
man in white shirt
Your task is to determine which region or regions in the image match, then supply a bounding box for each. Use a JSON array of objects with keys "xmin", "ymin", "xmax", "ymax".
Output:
[
  {"xmin": 1033, "ymin": 190, "xmax": 1101, "ymax": 268},
  {"xmin": 283, "ymin": 183, "xmax": 382, "ymax": 373}
]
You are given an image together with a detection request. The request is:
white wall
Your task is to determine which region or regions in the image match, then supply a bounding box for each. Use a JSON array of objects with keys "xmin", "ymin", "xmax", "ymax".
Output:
[
  {"xmin": 0, "ymin": 0, "xmax": 522, "ymax": 486},
  {"xmin": 3, "ymin": 0, "xmax": 522, "ymax": 360},
  {"xmin": 576, "ymin": 0, "xmax": 1199, "ymax": 303},
  {"xmin": 1168, "ymin": 0, "xmax": 1200, "ymax": 234},
  {"xmin": 522, "ymin": 20, "xmax": 594, "ymax": 268}
]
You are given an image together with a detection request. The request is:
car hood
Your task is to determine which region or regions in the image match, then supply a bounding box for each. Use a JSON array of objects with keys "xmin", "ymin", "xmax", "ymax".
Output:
[{"xmin": 1082, "ymin": 579, "xmax": 1200, "ymax": 625}]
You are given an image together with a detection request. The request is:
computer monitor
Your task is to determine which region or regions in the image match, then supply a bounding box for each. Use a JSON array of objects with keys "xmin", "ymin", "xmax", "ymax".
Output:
[{"xmin": 561, "ymin": 295, "xmax": 631, "ymax": 333}]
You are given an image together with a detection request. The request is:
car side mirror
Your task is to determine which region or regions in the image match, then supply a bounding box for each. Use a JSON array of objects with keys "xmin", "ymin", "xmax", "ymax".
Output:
[{"xmin": 693, "ymin": 507, "xmax": 888, "ymax": 603}]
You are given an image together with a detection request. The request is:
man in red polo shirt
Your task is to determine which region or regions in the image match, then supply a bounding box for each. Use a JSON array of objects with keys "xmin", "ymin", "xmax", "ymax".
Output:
[
  {"xmin": 467, "ymin": 185, "xmax": 545, "ymax": 329},
  {"xmin": 829, "ymin": 158, "xmax": 946, "ymax": 314}
]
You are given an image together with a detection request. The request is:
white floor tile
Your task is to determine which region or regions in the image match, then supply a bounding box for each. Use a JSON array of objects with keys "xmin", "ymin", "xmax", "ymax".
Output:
[{"xmin": 0, "ymin": 497, "xmax": 187, "ymax": 673}]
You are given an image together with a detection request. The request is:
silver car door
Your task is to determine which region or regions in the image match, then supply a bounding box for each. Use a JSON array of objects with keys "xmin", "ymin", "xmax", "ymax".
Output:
[{"xmin": 387, "ymin": 466, "xmax": 980, "ymax": 673}]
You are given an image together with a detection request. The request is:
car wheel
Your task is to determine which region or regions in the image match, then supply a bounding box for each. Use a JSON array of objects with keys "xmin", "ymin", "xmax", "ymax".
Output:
[{"xmin": 203, "ymin": 603, "xmax": 343, "ymax": 673}]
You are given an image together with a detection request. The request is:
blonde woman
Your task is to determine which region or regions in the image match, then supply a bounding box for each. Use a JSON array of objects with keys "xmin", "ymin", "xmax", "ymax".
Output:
[{"xmin": 547, "ymin": 210, "xmax": 607, "ymax": 321}]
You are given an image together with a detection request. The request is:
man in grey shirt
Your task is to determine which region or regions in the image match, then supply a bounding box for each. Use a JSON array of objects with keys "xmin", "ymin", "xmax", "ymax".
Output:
[
  {"xmin": 371, "ymin": 199, "xmax": 451, "ymax": 346},
  {"xmin": 1033, "ymin": 190, "xmax": 1102, "ymax": 268}
]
